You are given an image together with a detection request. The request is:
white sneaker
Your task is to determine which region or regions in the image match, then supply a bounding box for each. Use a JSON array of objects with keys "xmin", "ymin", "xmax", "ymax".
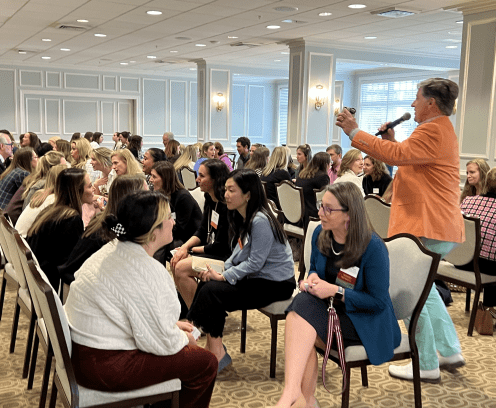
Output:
[
  {"xmin": 389, "ymin": 362, "xmax": 441, "ymax": 383},
  {"xmin": 438, "ymin": 353, "xmax": 465, "ymax": 371}
]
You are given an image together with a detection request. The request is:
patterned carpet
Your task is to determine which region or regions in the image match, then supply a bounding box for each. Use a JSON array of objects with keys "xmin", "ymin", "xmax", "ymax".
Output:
[{"xmin": 1, "ymin": 279, "xmax": 495, "ymax": 408}]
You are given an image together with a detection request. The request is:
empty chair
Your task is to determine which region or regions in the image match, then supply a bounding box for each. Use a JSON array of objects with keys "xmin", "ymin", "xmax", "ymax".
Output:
[
  {"xmin": 189, "ymin": 186, "xmax": 205, "ymax": 214},
  {"xmin": 364, "ymin": 194, "xmax": 391, "ymax": 239},
  {"xmin": 180, "ymin": 166, "xmax": 197, "ymax": 189}
]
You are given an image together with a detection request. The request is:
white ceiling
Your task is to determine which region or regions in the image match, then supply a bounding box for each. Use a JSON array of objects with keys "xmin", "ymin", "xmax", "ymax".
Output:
[{"xmin": 0, "ymin": 0, "xmax": 478, "ymax": 78}]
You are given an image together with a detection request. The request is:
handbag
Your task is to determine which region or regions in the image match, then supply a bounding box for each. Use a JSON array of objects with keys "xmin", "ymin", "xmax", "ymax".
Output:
[
  {"xmin": 321, "ymin": 297, "xmax": 347, "ymax": 394},
  {"xmin": 474, "ymin": 302, "xmax": 493, "ymax": 336}
]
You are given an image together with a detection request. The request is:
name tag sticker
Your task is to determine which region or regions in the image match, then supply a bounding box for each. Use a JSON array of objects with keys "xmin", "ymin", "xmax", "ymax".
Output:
[
  {"xmin": 211, "ymin": 210, "xmax": 219, "ymax": 229},
  {"xmin": 336, "ymin": 266, "xmax": 359, "ymax": 289},
  {"xmin": 171, "ymin": 212, "xmax": 176, "ymax": 220},
  {"xmin": 373, "ymin": 188, "xmax": 380, "ymax": 194}
]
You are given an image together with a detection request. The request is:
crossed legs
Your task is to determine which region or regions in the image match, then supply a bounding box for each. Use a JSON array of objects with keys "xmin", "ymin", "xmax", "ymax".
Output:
[{"xmin": 173, "ymin": 258, "xmax": 198, "ymax": 308}]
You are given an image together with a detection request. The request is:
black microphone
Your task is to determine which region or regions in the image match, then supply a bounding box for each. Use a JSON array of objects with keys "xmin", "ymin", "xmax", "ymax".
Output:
[{"xmin": 375, "ymin": 112, "xmax": 411, "ymax": 136}]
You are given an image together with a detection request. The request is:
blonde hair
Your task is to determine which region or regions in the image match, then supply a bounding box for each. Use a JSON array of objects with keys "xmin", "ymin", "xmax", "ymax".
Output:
[
  {"xmin": 460, "ymin": 159, "xmax": 491, "ymax": 202},
  {"xmin": 92, "ymin": 147, "xmax": 113, "ymax": 168},
  {"xmin": 262, "ymin": 146, "xmax": 288, "ymax": 177},
  {"xmin": 174, "ymin": 145, "xmax": 199, "ymax": 171},
  {"xmin": 30, "ymin": 164, "xmax": 67, "ymax": 208},
  {"xmin": 111, "ymin": 149, "xmax": 143, "ymax": 176},
  {"xmin": 22, "ymin": 151, "xmax": 64, "ymax": 199},
  {"xmin": 71, "ymin": 138, "xmax": 93, "ymax": 168},
  {"xmin": 338, "ymin": 149, "xmax": 363, "ymax": 177}
]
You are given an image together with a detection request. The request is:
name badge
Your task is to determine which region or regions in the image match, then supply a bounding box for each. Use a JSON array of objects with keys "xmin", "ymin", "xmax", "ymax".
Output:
[
  {"xmin": 336, "ymin": 266, "xmax": 359, "ymax": 289},
  {"xmin": 171, "ymin": 212, "xmax": 176, "ymax": 220},
  {"xmin": 373, "ymin": 188, "xmax": 379, "ymax": 195},
  {"xmin": 211, "ymin": 210, "xmax": 219, "ymax": 229}
]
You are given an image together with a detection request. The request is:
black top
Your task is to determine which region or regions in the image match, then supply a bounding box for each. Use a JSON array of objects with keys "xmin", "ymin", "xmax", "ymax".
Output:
[
  {"xmin": 171, "ymin": 188, "xmax": 202, "ymax": 246},
  {"xmin": 58, "ymin": 232, "xmax": 107, "ymax": 285},
  {"xmin": 193, "ymin": 193, "xmax": 231, "ymax": 260},
  {"xmin": 295, "ymin": 172, "xmax": 330, "ymax": 226},
  {"xmin": 27, "ymin": 215, "xmax": 84, "ymax": 292},
  {"xmin": 128, "ymin": 147, "xmax": 139, "ymax": 160},
  {"xmin": 362, "ymin": 173, "xmax": 392, "ymax": 197},
  {"xmin": 260, "ymin": 169, "xmax": 291, "ymax": 209}
]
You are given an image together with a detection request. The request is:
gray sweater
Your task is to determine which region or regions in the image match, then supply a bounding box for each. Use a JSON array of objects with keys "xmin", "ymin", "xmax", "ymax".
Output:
[{"xmin": 223, "ymin": 212, "xmax": 294, "ymax": 285}]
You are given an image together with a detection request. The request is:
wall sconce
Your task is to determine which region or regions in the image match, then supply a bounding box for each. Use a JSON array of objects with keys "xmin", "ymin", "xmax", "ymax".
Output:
[
  {"xmin": 309, "ymin": 85, "xmax": 327, "ymax": 110},
  {"xmin": 213, "ymin": 93, "xmax": 225, "ymax": 111},
  {"xmin": 334, "ymin": 99, "xmax": 341, "ymax": 116}
]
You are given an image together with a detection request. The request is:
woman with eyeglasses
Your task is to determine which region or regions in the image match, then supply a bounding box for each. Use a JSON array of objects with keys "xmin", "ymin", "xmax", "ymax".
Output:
[{"xmin": 271, "ymin": 182, "xmax": 400, "ymax": 408}]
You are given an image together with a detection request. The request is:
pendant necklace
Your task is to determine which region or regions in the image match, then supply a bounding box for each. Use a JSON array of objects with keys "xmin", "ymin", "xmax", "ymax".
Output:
[{"xmin": 331, "ymin": 237, "xmax": 344, "ymax": 256}]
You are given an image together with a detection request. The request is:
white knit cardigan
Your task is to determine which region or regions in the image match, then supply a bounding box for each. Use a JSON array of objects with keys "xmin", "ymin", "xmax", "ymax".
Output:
[{"xmin": 64, "ymin": 240, "xmax": 188, "ymax": 356}]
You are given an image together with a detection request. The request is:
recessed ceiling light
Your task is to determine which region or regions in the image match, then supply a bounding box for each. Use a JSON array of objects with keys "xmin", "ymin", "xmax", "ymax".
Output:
[
  {"xmin": 120, "ymin": 62, "xmax": 128, "ymax": 65},
  {"xmin": 456, "ymin": 20, "xmax": 463, "ymax": 24},
  {"xmin": 147, "ymin": 10, "xmax": 162, "ymax": 15},
  {"xmin": 195, "ymin": 44, "xmax": 206, "ymax": 47},
  {"xmin": 147, "ymin": 55, "xmax": 157, "ymax": 59},
  {"xmin": 18, "ymin": 51, "xmax": 27, "ymax": 54},
  {"xmin": 41, "ymin": 56, "xmax": 51, "ymax": 59},
  {"xmin": 189, "ymin": 68, "xmax": 197, "ymax": 71},
  {"xmin": 170, "ymin": 50, "xmax": 178, "ymax": 53},
  {"xmin": 364, "ymin": 36, "xmax": 377, "ymax": 39},
  {"xmin": 319, "ymin": 12, "xmax": 332, "ymax": 16},
  {"xmin": 274, "ymin": 59, "xmax": 281, "ymax": 62},
  {"xmin": 281, "ymin": 51, "xmax": 289, "ymax": 54},
  {"xmin": 77, "ymin": 19, "xmax": 88, "ymax": 23},
  {"xmin": 443, "ymin": 38, "xmax": 461, "ymax": 43},
  {"xmin": 130, "ymin": 61, "xmax": 136, "ymax": 63},
  {"xmin": 282, "ymin": 19, "xmax": 293, "ymax": 23},
  {"xmin": 42, "ymin": 38, "xmax": 51, "ymax": 42},
  {"xmin": 348, "ymin": 4, "xmax": 366, "ymax": 9},
  {"xmin": 94, "ymin": 33, "xmax": 106, "ymax": 37},
  {"xmin": 228, "ymin": 36, "xmax": 238, "ymax": 39},
  {"xmin": 446, "ymin": 45, "xmax": 458, "ymax": 49},
  {"xmin": 60, "ymin": 48, "xmax": 71, "ymax": 51},
  {"xmin": 267, "ymin": 25, "xmax": 281, "ymax": 29}
]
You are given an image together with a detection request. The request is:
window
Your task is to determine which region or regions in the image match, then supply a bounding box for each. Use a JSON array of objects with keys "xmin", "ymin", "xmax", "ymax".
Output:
[
  {"xmin": 359, "ymin": 79, "xmax": 421, "ymax": 142},
  {"xmin": 278, "ymin": 87, "xmax": 288, "ymax": 145}
]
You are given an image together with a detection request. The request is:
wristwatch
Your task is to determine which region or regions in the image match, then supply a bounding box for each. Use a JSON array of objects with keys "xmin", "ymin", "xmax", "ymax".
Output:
[{"xmin": 334, "ymin": 286, "xmax": 344, "ymax": 301}]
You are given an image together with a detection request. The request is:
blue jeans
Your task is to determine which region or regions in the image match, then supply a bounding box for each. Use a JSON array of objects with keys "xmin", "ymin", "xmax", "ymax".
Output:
[{"xmin": 402, "ymin": 238, "xmax": 461, "ymax": 370}]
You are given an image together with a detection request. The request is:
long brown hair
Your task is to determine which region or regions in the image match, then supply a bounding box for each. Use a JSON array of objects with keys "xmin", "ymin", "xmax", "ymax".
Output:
[
  {"xmin": 337, "ymin": 149, "xmax": 362, "ymax": 177},
  {"xmin": 27, "ymin": 168, "xmax": 86, "ymax": 236},
  {"xmin": 364, "ymin": 155, "xmax": 389, "ymax": 182},
  {"xmin": 460, "ymin": 159, "xmax": 490, "ymax": 202},
  {"xmin": 246, "ymin": 147, "xmax": 269, "ymax": 171},
  {"xmin": 317, "ymin": 182, "xmax": 371, "ymax": 268},
  {"xmin": 0, "ymin": 147, "xmax": 34, "ymax": 181},
  {"xmin": 298, "ymin": 152, "xmax": 330, "ymax": 179},
  {"xmin": 297, "ymin": 144, "xmax": 312, "ymax": 171},
  {"xmin": 152, "ymin": 161, "xmax": 184, "ymax": 198}
]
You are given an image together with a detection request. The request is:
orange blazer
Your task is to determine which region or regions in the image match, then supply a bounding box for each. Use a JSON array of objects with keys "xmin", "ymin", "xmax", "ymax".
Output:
[{"xmin": 352, "ymin": 116, "xmax": 465, "ymax": 243}]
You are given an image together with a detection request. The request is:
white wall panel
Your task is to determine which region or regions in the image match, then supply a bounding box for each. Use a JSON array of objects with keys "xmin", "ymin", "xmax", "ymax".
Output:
[
  {"xmin": 45, "ymin": 99, "xmax": 60, "ymax": 134},
  {"xmin": 26, "ymin": 98, "xmax": 42, "ymax": 133},
  {"xmin": 101, "ymin": 102, "xmax": 115, "ymax": 135},
  {"xmin": 118, "ymin": 102, "xmax": 132, "ymax": 132},
  {"xmin": 65, "ymin": 73, "xmax": 100, "ymax": 90},
  {"xmin": 143, "ymin": 79, "xmax": 166, "ymax": 136},
  {"xmin": 0, "ymin": 69, "xmax": 17, "ymax": 133},
  {"xmin": 20, "ymin": 70, "xmax": 42, "ymax": 87},
  {"xmin": 63, "ymin": 100, "xmax": 98, "ymax": 134},
  {"xmin": 248, "ymin": 85, "xmax": 264, "ymax": 138},
  {"xmin": 170, "ymin": 80, "xmax": 187, "ymax": 137}
]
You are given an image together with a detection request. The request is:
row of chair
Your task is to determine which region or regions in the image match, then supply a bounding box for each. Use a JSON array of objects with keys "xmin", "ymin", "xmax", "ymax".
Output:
[{"xmin": 0, "ymin": 214, "xmax": 181, "ymax": 408}]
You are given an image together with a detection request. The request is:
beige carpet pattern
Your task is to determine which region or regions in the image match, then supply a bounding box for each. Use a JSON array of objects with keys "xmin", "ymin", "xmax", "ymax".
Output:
[{"xmin": 1, "ymin": 280, "xmax": 496, "ymax": 408}]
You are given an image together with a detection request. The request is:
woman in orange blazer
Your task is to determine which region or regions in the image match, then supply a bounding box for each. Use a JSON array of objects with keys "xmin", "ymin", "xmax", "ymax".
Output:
[{"xmin": 336, "ymin": 78, "xmax": 465, "ymax": 383}]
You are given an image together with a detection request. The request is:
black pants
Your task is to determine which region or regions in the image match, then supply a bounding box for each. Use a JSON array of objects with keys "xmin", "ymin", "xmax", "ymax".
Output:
[
  {"xmin": 457, "ymin": 258, "xmax": 496, "ymax": 307},
  {"xmin": 187, "ymin": 277, "xmax": 295, "ymax": 338}
]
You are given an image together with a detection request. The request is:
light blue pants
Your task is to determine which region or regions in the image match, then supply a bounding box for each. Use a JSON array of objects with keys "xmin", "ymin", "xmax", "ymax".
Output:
[{"xmin": 403, "ymin": 238, "xmax": 462, "ymax": 370}]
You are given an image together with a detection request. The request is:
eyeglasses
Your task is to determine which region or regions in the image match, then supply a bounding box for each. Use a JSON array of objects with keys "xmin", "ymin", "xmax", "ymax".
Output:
[{"xmin": 318, "ymin": 202, "xmax": 348, "ymax": 217}]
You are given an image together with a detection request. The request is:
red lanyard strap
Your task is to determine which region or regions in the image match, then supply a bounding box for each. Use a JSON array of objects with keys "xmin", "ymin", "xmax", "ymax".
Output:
[{"xmin": 321, "ymin": 297, "xmax": 347, "ymax": 394}]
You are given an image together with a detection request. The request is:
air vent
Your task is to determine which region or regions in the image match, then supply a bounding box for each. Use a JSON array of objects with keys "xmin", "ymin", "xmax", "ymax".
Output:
[
  {"xmin": 55, "ymin": 24, "xmax": 87, "ymax": 31},
  {"xmin": 230, "ymin": 42, "xmax": 262, "ymax": 48},
  {"xmin": 274, "ymin": 6, "xmax": 298, "ymax": 12},
  {"xmin": 370, "ymin": 7, "xmax": 418, "ymax": 18}
]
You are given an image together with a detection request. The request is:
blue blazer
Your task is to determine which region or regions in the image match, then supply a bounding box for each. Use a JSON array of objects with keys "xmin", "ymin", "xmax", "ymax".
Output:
[{"xmin": 310, "ymin": 226, "xmax": 401, "ymax": 365}]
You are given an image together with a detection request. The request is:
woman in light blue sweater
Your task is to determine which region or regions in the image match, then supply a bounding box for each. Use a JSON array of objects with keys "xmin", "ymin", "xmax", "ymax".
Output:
[{"xmin": 187, "ymin": 169, "xmax": 296, "ymax": 372}]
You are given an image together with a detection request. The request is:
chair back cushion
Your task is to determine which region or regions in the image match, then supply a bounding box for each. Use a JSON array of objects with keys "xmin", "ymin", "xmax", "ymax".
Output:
[
  {"xmin": 314, "ymin": 187, "xmax": 326, "ymax": 208},
  {"xmin": 304, "ymin": 221, "xmax": 320, "ymax": 273},
  {"xmin": 386, "ymin": 235, "xmax": 437, "ymax": 320},
  {"xmin": 364, "ymin": 195, "xmax": 391, "ymax": 239},
  {"xmin": 3, "ymin": 224, "xmax": 28, "ymax": 289},
  {"xmin": 444, "ymin": 216, "xmax": 479, "ymax": 266},
  {"xmin": 180, "ymin": 167, "xmax": 197, "ymax": 190},
  {"xmin": 189, "ymin": 187, "xmax": 205, "ymax": 214},
  {"xmin": 277, "ymin": 181, "xmax": 303, "ymax": 224}
]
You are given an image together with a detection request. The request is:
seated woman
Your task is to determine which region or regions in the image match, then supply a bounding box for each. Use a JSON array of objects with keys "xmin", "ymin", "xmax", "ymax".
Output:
[
  {"xmin": 90, "ymin": 132, "xmax": 103, "ymax": 149},
  {"xmin": 5, "ymin": 150, "xmax": 64, "ymax": 224},
  {"xmin": 245, "ymin": 147, "xmax": 270, "ymax": 176},
  {"xmin": 295, "ymin": 152, "xmax": 330, "ymax": 226},
  {"xmin": 333, "ymin": 148, "xmax": 365, "ymax": 196},
  {"xmin": 58, "ymin": 175, "xmax": 145, "ymax": 286},
  {"xmin": 165, "ymin": 140, "xmax": 181, "ymax": 164},
  {"xmin": 460, "ymin": 167, "xmax": 496, "ymax": 307},
  {"xmin": 171, "ymin": 159, "xmax": 231, "ymax": 308},
  {"xmin": 0, "ymin": 147, "xmax": 37, "ymax": 210},
  {"xmin": 362, "ymin": 155, "xmax": 393, "ymax": 196},
  {"xmin": 16, "ymin": 164, "xmax": 67, "ymax": 237},
  {"xmin": 214, "ymin": 142, "xmax": 233, "ymax": 172},
  {"xmin": 26, "ymin": 168, "xmax": 94, "ymax": 292},
  {"xmin": 64, "ymin": 191, "xmax": 218, "ymax": 408},
  {"xmin": 193, "ymin": 142, "xmax": 216, "ymax": 173},
  {"xmin": 127, "ymin": 135, "xmax": 144, "ymax": 162},
  {"xmin": 55, "ymin": 139, "xmax": 72, "ymax": 164},
  {"xmin": 90, "ymin": 147, "xmax": 115, "ymax": 197},
  {"xmin": 460, "ymin": 158, "xmax": 490, "ymax": 202},
  {"xmin": 294, "ymin": 144, "xmax": 312, "ymax": 179},
  {"xmin": 150, "ymin": 161, "xmax": 202, "ymax": 263},
  {"xmin": 174, "ymin": 145, "xmax": 199, "ymax": 173},
  {"xmin": 111, "ymin": 148, "xmax": 145, "ymax": 177},
  {"xmin": 187, "ymin": 169, "xmax": 295, "ymax": 370},
  {"xmin": 260, "ymin": 146, "xmax": 291, "ymax": 209},
  {"xmin": 272, "ymin": 182, "xmax": 401, "ymax": 408},
  {"xmin": 71, "ymin": 138, "xmax": 98, "ymax": 181}
]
